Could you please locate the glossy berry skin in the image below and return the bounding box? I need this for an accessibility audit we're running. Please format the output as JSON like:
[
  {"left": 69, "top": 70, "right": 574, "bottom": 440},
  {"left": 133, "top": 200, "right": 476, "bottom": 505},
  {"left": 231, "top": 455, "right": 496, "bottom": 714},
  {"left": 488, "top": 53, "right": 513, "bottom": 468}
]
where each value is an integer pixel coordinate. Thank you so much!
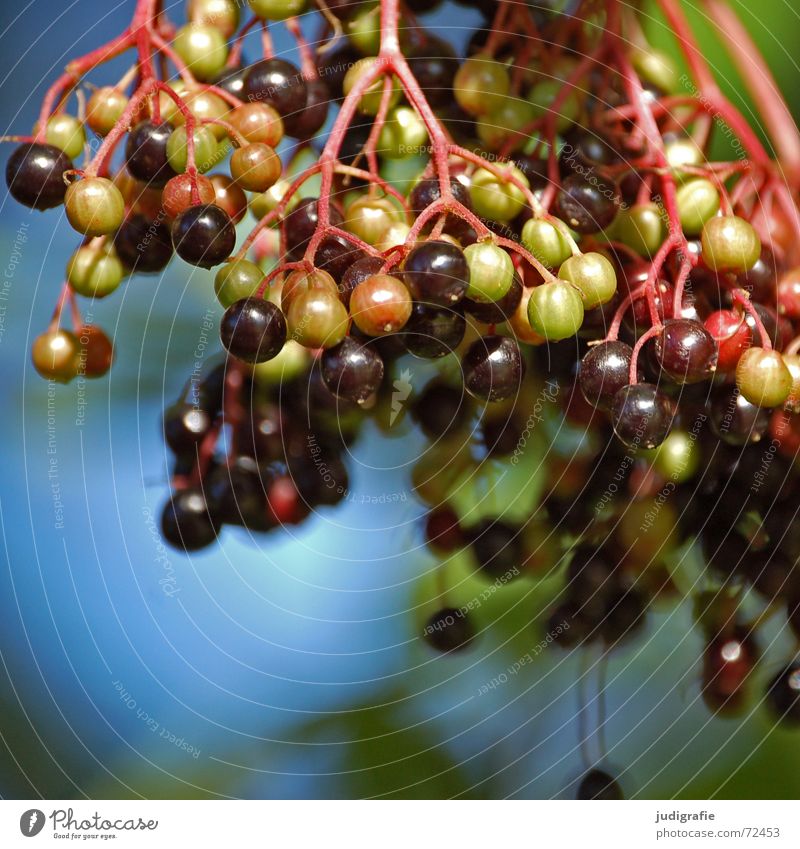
[
  {"left": 404, "top": 302, "right": 466, "bottom": 358},
  {"left": 736, "top": 348, "right": 792, "bottom": 408},
  {"left": 64, "top": 177, "right": 125, "bottom": 237},
  {"left": 766, "top": 662, "right": 800, "bottom": 723},
  {"left": 409, "top": 177, "right": 472, "bottom": 238},
  {"left": 284, "top": 197, "right": 344, "bottom": 259},
  {"left": 125, "top": 121, "right": 177, "bottom": 187},
  {"left": 703, "top": 628, "right": 757, "bottom": 714},
  {"left": 162, "top": 173, "right": 216, "bottom": 219},
  {"left": 210, "top": 174, "right": 248, "bottom": 224},
  {"left": 704, "top": 309, "right": 752, "bottom": 372},
  {"left": 464, "top": 272, "right": 523, "bottom": 324},
  {"left": 527, "top": 280, "right": 584, "bottom": 341},
  {"left": 161, "top": 489, "right": 218, "bottom": 551},
  {"left": 340, "top": 256, "right": 384, "bottom": 307},
  {"left": 555, "top": 174, "right": 620, "bottom": 234},
  {"left": 423, "top": 607, "right": 475, "bottom": 653},
  {"left": 172, "top": 204, "right": 236, "bottom": 268},
  {"left": 243, "top": 58, "right": 308, "bottom": 120},
  {"left": 227, "top": 102, "right": 284, "bottom": 147},
  {"left": 462, "top": 335, "right": 525, "bottom": 403},
  {"left": 577, "top": 769, "right": 624, "bottom": 800},
  {"left": 701, "top": 215, "right": 761, "bottom": 272},
  {"left": 321, "top": 336, "right": 385, "bottom": 404},
  {"left": 32, "top": 329, "right": 79, "bottom": 383},
  {"left": 404, "top": 240, "right": 469, "bottom": 306},
  {"left": 230, "top": 143, "right": 281, "bottom": 192},
  {"left": 350, "top": 274, "right": 412, "bottom": 336},
  {"left": 288, "top": 78, "right": 330, "bottom": 139},
  {"left": 407, "top": 38, "right": 457, "bottom": 107},
  {"left": 653, "top": 318, "right": 718, "bottom": 384},
  {"left": 579, "top": 341, "right": 633, "bottom": 411},
  {"left": 5, "top": 142, "right": 73, "bottom": 210},
  {"left": 287, "top": 287, "right": 349, "bottom": 349},
  {"left": 220, "top": 297, "right": 286, "bottom": 363},
  {"left": 559, "top": 251, "right": 617, "bottom": 309},
  {"left": 611, "top": 383, "right": 674, "bottom": 449},
  {"left": 163, "top": 403, "right": 212, "bottom": 454},
  {"left": 114, "top": 214, "right": 173, "bottom": 273}
]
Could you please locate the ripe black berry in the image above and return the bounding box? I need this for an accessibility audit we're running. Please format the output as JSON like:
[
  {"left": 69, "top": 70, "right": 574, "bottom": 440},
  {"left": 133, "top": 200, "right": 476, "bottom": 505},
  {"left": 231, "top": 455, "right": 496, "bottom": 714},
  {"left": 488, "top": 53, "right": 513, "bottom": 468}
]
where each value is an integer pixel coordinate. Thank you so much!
[
  {"left": 114, "top": 214, "right": 173, "bottom": 273},
  {"left": 243, "top": 58, "right": 308, "bottom": 121},
  {"left": 125, "top": 121, "right": 177, "bottom": 187},
  {"left": 404, "top": 302, "right": 466, "bottom": 359},
  {"left": 163, "top": 403, "right": 212, "bottom": 454},
  {"left": 462, "top": 335, "right": 525, "bottom": 402},
  {"left": 579, "top": 341, "right": 633, "bottom": 411},
  {"left": 555, "top": 174, "right": 620, "bottom": 234},
  {"left": 5, "top": 142, "right": 73, "bottom": 209},
  {"left": 172, "top": 203, "right": 236, "bottom": 267},
  {"left": 161, "top": 488, "right": 218, "bottom": 551},
  {"left": 404, "top": 240, "right": 469, "bottom": 306},
  {"left": 220, "top": 297, "right": 286, "bottom": 363},
  {"left": 611, "top": 383, "right": 674, "bottom": 449},
  {"left": 321, "top": 336, "right": 385, "bottom": 404}
]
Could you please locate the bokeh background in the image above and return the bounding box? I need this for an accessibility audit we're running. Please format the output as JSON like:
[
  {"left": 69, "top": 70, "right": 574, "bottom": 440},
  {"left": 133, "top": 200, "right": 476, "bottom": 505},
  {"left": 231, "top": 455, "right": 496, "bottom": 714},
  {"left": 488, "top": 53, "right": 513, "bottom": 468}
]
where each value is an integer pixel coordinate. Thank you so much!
[{"left": 1, "top": 0, "right": 800, "bottom": 799}]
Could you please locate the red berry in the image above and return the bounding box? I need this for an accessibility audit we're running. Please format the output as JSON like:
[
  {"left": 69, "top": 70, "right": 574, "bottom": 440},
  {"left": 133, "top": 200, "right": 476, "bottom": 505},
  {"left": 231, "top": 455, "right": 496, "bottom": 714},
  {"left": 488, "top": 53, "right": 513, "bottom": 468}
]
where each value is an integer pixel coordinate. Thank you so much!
[{"left": 704, "top": 309, "right": 752, "bottom": 372}]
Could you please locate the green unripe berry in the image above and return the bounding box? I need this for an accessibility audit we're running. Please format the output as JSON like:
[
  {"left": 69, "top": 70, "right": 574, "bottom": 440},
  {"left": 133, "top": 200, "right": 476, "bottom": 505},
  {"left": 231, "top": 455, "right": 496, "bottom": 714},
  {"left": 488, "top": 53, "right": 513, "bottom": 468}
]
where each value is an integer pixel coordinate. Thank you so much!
[
  {"left": 378, "top": 106, "right": 428, "bottom": 159},
  {"left": 188, "top": 0, "right": 241, "bottom": 37},
  {"left": 67, "top": 244, "right": 124, "bottom": 298},
  {"left": 527, "top": 280, "right": 584, "bottom": 341},
  {"left": 248, "top": 0, "right": 307, "bottom": 21},
  {"left": 86, "top": 87, "right": 129, "bottom": 137},
  {"left": 214, "top": 259, "right": 264, "bottom": 308},
  {"left": 251, "top": 340, "right": 310, "bottom": 384},
  {"left": 345, "top": 3, "right": 381, "bottom": 55},
  {"left": 648, "top": 430, "right": 701, "bottom": 482},
  {"left": 453, "top": 54, "right": 510, "bottom": 115},
  {"left": 32, "top": 329, "right": 80, "bottom": 383},
  {"left": 172, "top": 23, "right": 229, "bottom": 81},
  {"left": 615, "top": 203, "right": 666, "bottom": 258},
  {"left": 736, "top": 347, "right": 793, "bottom": 408},
  {"left": 631, "top": 47, "right": 679, "bottom": 94},
  {"left": 528, "top": 79, "right": 580, "bottom": 133},
  {"left": 43, "top": 113, "right": 85, "bottom": 160},
  {"left": 476, "top": 97, "right": 536, "bottom": 152},
  {"left": 343, "top": 58, "right": 400, "bottom": 116},
  {"left": 701, "top": 215, "right": 761, "bottom": 272},
  {"left": 665, "top": 137, "right": 704, "bottom": 180},
  {"left": 469, "top": 164, "right": 529, "bottom": 222},
  {"left": 558, "top": 251, "right": 617, "bottom": 309},
  {"left": 521, "top": 218, "right": 572, "bottom": 268},
  {"left": 463, "top": 242, "right": 514, "bottom": 303},
  {"left": 64, "top": 177, "right": 125, "bottom": 237},
  {"left": 166, "top": 125, "right": 219, "bottom": 173},
  {"left": 676, "top": 178, "right": 720, "bottom": 236},
  {"left": 250, "top": 179, "right": 297, "bottom": 222}
]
